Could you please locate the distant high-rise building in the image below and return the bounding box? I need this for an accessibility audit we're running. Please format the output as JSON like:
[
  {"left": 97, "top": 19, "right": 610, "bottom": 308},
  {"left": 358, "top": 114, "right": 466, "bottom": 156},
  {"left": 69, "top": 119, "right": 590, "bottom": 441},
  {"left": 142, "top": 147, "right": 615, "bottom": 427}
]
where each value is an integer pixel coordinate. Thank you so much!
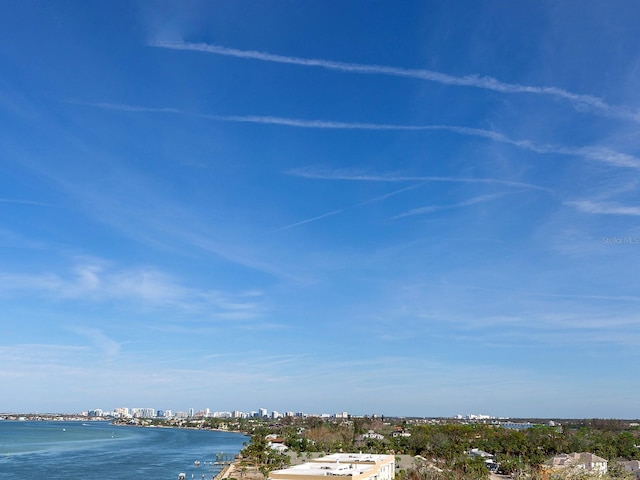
[
  {"left": 259, "top": 408, "right": 268, "bottom": 418},
  {"left": 188, "top": 408, "right": 195, "bottom": 418},
  {"left": 114, "top": 407, "right": 129, "bottom": 418}
]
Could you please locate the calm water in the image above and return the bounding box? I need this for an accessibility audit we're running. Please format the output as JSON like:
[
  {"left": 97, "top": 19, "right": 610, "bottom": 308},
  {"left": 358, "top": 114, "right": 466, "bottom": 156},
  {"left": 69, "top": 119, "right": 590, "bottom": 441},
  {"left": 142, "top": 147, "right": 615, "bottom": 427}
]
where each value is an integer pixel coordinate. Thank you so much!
[{"left": 0, "top": 421, "right": 248, "bottom": 480}]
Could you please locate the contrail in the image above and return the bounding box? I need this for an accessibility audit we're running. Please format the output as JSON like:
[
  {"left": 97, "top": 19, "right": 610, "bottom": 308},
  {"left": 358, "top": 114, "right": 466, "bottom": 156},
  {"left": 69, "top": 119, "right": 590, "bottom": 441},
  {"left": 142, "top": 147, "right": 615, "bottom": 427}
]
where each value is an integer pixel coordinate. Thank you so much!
[
  {"left": 287, "top": 168, "right": 551, "bottom": 192},
  {"left": 393, "top": 191, "right": 518, "bottom": 219},
  {"left": 203, "top": 114, "right": 640, "bottom": 170},
  {"left": 77, "top": 102, "right": 640, "bottom": 170},
  {"left": 567, "top": 200, "right": 640, "bottom": 216},
  {"left": 150, "top": 41, "right": 640, "bottom": 122}
]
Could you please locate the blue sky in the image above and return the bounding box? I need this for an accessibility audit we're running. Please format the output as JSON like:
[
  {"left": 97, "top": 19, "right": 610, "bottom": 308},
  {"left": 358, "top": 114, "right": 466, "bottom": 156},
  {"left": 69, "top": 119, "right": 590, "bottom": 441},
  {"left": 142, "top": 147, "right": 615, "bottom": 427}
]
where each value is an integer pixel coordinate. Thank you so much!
[{"left": 1, "top": 1, "right": 640, "bottom": 418}]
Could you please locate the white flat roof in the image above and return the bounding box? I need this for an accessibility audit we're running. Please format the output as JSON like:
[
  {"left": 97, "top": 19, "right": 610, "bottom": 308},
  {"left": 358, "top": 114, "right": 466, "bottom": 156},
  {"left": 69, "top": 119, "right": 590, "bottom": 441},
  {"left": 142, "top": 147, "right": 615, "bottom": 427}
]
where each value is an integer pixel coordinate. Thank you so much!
[
  {"left": 272, "top": 462, "right": 375, "bottom": 477},
  {"left": 315, "top": 454, "right": 394, "bottom": 463}
]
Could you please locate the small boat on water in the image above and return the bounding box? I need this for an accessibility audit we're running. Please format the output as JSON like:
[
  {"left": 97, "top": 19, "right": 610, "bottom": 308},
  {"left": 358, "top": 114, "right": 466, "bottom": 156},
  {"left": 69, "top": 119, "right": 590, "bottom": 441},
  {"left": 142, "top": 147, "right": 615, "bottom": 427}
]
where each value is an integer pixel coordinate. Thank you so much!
[
  {"left": 194, "top": 461, "right": 201, "bottom": 467},
  {"left": 178, "top": 473, "right": 186, "bottom": 480}
]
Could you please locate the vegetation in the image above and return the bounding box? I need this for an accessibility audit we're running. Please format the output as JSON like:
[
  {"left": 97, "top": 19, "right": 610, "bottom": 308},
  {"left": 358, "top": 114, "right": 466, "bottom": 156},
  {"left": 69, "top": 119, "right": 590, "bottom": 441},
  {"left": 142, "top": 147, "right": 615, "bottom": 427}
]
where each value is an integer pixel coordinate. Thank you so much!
[
  {"left": 240, "top": 428, "right": 291, "bottom": 479},
  {"left": 113, "top": 415, "right": 640, "bottom": 480}
]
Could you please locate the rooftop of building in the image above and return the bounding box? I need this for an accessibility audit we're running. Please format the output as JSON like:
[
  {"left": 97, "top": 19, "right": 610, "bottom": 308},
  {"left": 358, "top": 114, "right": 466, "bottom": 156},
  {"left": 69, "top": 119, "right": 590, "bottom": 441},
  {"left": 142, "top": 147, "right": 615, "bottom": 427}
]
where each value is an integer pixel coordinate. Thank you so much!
[
  {"left": 313, "top": 453, "right": 395, "bottom": 464},
  {"left": 271, "top": 462, "right": 375, "bottom": 477}
]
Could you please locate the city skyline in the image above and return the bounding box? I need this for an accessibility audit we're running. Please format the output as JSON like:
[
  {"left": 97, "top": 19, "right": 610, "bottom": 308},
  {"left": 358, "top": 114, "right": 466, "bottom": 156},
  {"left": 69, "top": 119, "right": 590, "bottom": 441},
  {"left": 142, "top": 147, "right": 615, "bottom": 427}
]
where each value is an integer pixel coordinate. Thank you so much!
[{"left": 1, "top": 1, "right": 640, "bottom": 418}]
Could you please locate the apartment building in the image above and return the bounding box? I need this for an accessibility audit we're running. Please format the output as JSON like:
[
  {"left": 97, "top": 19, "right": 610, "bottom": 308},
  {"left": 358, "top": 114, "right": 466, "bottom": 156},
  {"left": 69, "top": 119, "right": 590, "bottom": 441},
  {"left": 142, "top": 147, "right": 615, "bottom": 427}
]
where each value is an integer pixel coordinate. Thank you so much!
[{"left": 269, "top": 453, "right": 395, "bottom": 480}]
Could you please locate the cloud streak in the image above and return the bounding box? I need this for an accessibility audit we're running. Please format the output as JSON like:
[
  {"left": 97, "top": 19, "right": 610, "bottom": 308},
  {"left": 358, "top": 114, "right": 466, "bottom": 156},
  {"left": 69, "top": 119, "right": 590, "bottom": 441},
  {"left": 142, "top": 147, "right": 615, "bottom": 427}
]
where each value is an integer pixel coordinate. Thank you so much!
[
  {"left": 203, "top": 115, "right": 640, "bottom": 169},
  {"left": 65, "top": 101, "right": 181, "bottom": 114},
  {"left": 288, "top": 167, "right": 551, "bottom": 192},
  {"left": 150, "top": 40, "right": 640, "bottom": 122},
  {"left": 70, "top": 326, "right": 122, "bottom": 357},
  {"left": 77, "top": 102, "right": 640, "bottom": 170},
  {"left": 270, "top": 184, "right": 424, "bottom": 232},
  {"left": 393, "top": 191, "right": 517, "bottom": 218},
  {"left": 0, "top": 262, "right": 267, "bottom": 320},
  {"left": 270, "top": 208, "right": 345, "bottom": 233},
  {"left": 567, "top": 200, "right": 640, "bottom": 216}
]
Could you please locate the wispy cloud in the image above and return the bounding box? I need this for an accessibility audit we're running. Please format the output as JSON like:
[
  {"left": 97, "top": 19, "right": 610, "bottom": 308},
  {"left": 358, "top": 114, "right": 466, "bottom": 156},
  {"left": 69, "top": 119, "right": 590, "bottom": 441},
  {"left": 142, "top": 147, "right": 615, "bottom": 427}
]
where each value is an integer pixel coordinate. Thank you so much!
[
  {"left": 209, "top": 116, "right": 640, "bottom": 169},
  {"left": 0, "top": 262, "right": 266, "bottom": 320},
  {"left": 69, "top": 326, "right": 122, "bottom": 357},
  {"left": 270, "top": 208, "right": 345, "bottom": 233},
  {"left": 393, "top": 191, "right": 517, "bottom": 218},
  {"left": 77, "top": 101, "right": 640, "bottom": 170},
  {"left": 288, "top": 167, "right": 551, "bottom": 192},
  {"left": 65, "top": 101, "right": 181, "bottom": 114},
  {"left": 271, "top": 184, "right": 426, "bottom": 232},
  {"left": 16, "top": 138, "right": 300, "bottom": 281},
  {"left": 149, "top": 40, "right": 640, "bottom": 122},
  {"left": 567, "top": 200, "right": 640, "bottom": 216},
  {"left": 270, "top": 180, "right": 534, "bottom": 232}
]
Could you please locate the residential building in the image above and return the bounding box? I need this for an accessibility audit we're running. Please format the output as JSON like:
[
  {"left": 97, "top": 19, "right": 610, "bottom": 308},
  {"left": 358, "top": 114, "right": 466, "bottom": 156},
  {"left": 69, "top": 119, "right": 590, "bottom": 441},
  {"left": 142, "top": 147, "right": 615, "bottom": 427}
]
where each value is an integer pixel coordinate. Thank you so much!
[
  {"left": 269, "top": 453, "right": 395, "bottom": 480},
  {"left": 622, "top": 460, "right": 640, "bottom": 480},
  {"left": 309, "top": 453, "right": 395, "bottom": 480},
  {"left": 468, "top": 448, "right": 498, "bottom": 472},
  {"left": 357, "top": 430, "right": 385, "bottom": 441},
  {"left": 544, "top": 452, "right": 608, "bottom": 477},
  {"left": 114, "top": 407, "right": 129, "bottom": 417}
]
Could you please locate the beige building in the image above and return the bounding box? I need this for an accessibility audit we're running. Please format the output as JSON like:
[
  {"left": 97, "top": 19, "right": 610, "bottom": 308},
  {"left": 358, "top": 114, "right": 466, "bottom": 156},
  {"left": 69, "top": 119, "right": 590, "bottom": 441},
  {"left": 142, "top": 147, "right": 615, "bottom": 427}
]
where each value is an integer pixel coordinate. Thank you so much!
[
  {"left": 269, "top": 453, "right": 395, "bottom": 480},
  {"left": 544, "top": 452, "right": 608, "bottom": 477}
]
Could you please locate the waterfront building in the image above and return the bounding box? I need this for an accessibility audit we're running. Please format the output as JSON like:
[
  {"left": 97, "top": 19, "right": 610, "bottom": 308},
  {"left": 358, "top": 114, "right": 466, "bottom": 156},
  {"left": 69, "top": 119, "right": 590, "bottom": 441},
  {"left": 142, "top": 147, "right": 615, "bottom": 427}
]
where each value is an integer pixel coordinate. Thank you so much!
[
  {"left": 142, "top": 408, "right": 156, "bottom": 418},
  {"left": 130, "top": 408, "right": 155, "bottom": 418},
  {"left": 269, "top": 453, "right": 395, "bottom": 480},
  {"left": 114, "top": 407, "right": 129, "bottom": 417}
]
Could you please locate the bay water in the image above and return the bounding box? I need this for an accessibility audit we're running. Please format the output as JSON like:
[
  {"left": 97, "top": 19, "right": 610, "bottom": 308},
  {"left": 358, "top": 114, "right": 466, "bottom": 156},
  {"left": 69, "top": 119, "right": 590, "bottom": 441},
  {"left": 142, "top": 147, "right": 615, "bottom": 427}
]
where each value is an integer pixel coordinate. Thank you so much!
[{"left": 0, "top": 420, "right": 248, "bottom": 480}]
